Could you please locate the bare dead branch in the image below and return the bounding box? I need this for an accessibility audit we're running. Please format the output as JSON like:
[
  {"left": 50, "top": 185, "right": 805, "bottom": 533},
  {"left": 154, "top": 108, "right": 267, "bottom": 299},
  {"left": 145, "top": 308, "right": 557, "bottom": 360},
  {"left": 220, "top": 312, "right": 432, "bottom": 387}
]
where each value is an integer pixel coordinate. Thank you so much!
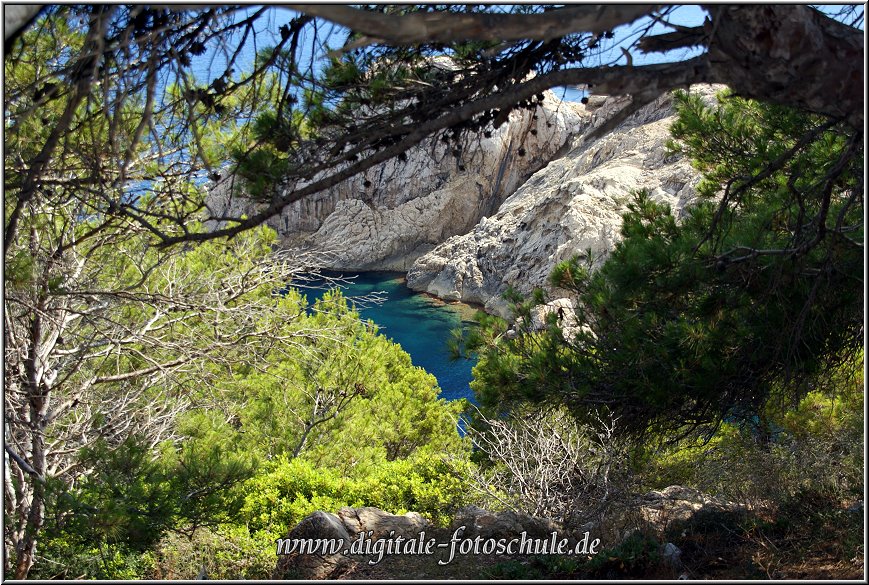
[{"left": 4, "top": 446, "right": 44, "bottom": 482}]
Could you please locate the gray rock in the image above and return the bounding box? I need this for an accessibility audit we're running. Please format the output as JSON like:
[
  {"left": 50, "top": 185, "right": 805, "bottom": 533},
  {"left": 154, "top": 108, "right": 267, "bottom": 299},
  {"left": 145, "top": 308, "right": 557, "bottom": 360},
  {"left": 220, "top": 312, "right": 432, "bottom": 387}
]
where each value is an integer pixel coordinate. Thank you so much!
[
  {"left": 584, "top": 94, "right": 610, "bottom": 110},
  {"left": 451, "top": 506, "right": 564, "bottom": 540},
  {"left": 661, "top": 542, "right": 683, "bottom": 568},
  {"left": 273, "top": 510, "right": 353, "bottom": 579},
  {"left": 408, "top": 85, "right": 725, "bottom": 317},
  {"left": 274, "top": 507, "right": 431, "bottom": 579},
  {"left": 337, "top": 506, "right": 430, "bottom": 539},
  {"left": 638, "top": 484, "right": 745, "bottom": 529}
]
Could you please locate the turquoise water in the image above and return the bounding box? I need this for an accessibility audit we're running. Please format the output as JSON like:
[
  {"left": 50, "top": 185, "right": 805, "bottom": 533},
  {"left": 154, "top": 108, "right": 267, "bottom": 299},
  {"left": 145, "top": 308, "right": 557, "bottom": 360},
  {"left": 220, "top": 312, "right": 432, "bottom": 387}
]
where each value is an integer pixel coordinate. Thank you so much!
[{"left": 301, "top": 271, "right": 478, "bottom": 403}]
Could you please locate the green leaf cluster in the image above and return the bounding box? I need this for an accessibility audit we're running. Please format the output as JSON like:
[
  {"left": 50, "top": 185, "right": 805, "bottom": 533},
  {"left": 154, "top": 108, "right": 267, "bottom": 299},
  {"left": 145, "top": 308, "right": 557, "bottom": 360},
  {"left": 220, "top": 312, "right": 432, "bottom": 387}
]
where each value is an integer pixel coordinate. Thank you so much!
[
  {"left": 471, "top": 90, "right": 863, "bottom": 438},
  {"left": 240, "top": 450, "right": 472, "bottom": 539}
]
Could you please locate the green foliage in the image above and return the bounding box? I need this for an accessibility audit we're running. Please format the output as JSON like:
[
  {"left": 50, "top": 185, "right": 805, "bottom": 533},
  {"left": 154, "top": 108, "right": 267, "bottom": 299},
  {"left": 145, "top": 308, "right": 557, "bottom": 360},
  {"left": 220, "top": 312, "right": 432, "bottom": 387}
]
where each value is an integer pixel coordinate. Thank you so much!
[
  {"left": 18, "top": 215, "right": 473, "bottom": 579},
  {"left": 28, "top": 537, "right": 157, "bottom": 580},
  {"left": 450, "top": 40, "right": 503, "bottom": 64},
  {"left": 188, "top": 289, "right": 469, "bottom": 469},
  {"left": 229, "top": 106, "right": 314, "bottom": 200},
  {"left": 766, "top": 488, "right": 864, "bottom": 560},
  {"left": 645, "top": 355, "right": 864, "bottom": 505},
  {"left": 486, "top": 532, "right": 664, "bottom": 580},
  {"left": 33, "top": 433, "right": 251, "bottom": 579},
  {"left": 354, "top": 450, "right": 474, "bottom": 526},
  {"left": 4, "top": 12, "right": 86, "bottom": 174},
  {"left": 239, "top": 450, "right": 472, "bottom": 539},
  {"left": 31, "top": 282, "right": 474, "bottom": 579},
  {"left": 322, "top": 57, "right": 363, "bottom": 88},
  {"left": 151, "top": 524, "right": 276, "bottom": 580},
  {"left": 230, "top": 142, "right": 291, "bottom": 199},
  {"left": 128, "top": 288, "right": 471, "bottom": 578},
  {"left": 484, "top": 555, "right": 583, "bottom": 579},
  {"left": 472, "top": 90, "right": 863, "bottom": 436},
  {"left": 238, "top": 458, "right": 355, "bottom": 539},
  {"left": 581, "top": 531, "right": 661, "bottom": 578},
  {"left": 659, "top": 487, "right": 863, "bottom": 578}
]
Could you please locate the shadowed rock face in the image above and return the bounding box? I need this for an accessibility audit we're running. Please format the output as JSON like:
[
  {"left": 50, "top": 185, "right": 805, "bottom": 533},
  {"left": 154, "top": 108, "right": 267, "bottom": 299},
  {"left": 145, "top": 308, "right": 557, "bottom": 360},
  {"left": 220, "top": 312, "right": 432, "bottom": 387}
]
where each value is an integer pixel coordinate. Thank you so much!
[
  {"left": 273, "top": 505, "right": 580, "bottom": 580},
  {"left": 207, "top": 88, "right": 586, "bottom": 271},
  {"left": 273, "top": 510, "right": 354, "bottom": 579},
  {"left": 407, "top": 85, "right": 723, "bottom": 317}
]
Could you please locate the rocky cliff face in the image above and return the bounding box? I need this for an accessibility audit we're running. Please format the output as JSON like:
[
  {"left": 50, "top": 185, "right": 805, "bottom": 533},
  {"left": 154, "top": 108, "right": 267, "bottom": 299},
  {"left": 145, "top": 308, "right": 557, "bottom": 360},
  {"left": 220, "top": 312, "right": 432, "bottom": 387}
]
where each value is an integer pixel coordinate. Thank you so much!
[
  {"left": 209, "top": 85, "right": 721, "bottom": 313},
  {"left": 206, "top": 90, "right": 586, "bottom": 271},
  {"left": 406, "top": 86, "right": 721, "bottom": 317}
]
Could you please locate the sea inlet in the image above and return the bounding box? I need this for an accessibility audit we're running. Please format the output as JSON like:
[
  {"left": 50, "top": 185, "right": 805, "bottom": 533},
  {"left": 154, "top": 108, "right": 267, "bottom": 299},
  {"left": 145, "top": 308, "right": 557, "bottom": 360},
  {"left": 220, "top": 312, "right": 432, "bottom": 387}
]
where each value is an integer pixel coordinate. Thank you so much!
[{"left": 301, "top": 271, "right": 479, "bottom": 403}]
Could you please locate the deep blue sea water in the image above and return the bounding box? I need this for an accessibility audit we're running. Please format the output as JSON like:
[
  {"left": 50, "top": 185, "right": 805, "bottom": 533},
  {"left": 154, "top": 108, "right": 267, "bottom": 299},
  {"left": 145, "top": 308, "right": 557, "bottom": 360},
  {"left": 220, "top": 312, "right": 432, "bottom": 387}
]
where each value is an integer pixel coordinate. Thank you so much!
[{"left": 300, "top": 271, "right": 478, "bottom": 403}]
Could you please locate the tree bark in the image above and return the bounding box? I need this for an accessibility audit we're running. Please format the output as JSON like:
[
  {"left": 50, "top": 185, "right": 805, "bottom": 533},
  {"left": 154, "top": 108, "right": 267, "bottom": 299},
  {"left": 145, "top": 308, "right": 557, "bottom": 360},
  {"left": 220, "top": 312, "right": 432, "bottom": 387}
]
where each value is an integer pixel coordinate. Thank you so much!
[
  {"left": 3, "top": 5, "right": 43, "bottom": 52},
  {"left": 283, "top": 4, "right": 658, "bottom": 43},
  {"left": 12, "top": 284, "right": 50, "bottom": 579},
  {"left": 705, "top": 5, "right": 864, "bottom": 127}
]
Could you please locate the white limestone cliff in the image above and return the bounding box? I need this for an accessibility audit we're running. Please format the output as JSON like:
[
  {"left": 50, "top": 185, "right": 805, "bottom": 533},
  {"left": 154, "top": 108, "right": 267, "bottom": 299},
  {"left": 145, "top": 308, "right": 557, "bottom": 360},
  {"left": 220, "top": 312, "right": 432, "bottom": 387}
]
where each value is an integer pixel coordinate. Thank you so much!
[
  {"left": 406, "top": 86, "right": 722, "bottom": 317},
  {"left": 206, "top": 90, "right": 587, "bottom": 270}
]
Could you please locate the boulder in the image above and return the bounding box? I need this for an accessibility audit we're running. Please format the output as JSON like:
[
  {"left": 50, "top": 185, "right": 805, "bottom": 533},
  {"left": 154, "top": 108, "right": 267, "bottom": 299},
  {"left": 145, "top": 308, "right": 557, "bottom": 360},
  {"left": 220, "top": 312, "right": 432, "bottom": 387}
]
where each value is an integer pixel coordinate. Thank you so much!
[
  {"left": 661, "top": 542, "right": 683, "bottom": 569},
  {"left": 274, "top": 507, "right": 431, "bottom": 579},
  {"left": 273, "top": 510, "right": 353, "bottom": 580},
  {"left": 638, "top": 485, "right": 745, "bottom": 529},
  {"left": 450, "top": 506, "right": 564, "bottom": 541},
  {"left": 336, "top": 506, "right": 430, "bottom": 540},
  {"left": 584, "top": 94, "right": 610, "bottom": 110}
]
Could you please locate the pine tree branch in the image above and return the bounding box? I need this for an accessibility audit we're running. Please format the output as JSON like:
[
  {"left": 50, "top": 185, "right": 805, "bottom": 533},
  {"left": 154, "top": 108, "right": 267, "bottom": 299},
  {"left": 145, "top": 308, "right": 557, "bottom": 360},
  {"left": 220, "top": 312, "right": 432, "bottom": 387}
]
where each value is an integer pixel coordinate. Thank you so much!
[{"left": 284, "top": 5, "right": 660, "bottom": 44}]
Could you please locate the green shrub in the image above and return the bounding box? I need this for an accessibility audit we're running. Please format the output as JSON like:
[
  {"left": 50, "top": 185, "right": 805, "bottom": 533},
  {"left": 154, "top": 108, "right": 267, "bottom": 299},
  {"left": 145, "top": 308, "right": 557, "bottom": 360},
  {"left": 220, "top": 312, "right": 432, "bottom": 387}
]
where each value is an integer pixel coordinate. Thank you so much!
[
  {"left": 644, "top": 355, "right": 863, "bottom": 507},
  {"left": 28, "top": 537, "right": 156, "bottom": 580},
  {"left": 239, "top": 451, "right": 474, "bottom": 539},
  {"left": 581, "top": 531, "right": 662, "bottom": 578},
  {"left": 150, "top": 524, "right": 275, "bottom": 579},
  {"left": 484, "top": 555, "right": 583, "bottom": 579}
]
